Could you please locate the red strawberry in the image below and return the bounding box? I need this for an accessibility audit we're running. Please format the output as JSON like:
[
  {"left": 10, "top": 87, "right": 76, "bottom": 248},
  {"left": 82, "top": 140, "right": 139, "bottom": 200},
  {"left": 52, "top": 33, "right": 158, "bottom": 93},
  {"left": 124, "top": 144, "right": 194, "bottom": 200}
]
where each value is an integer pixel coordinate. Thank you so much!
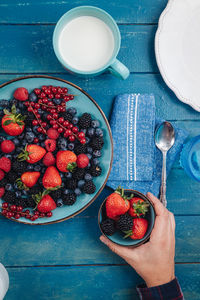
[
  {"left": 47, "top": 128, "right": 60, "bottom": 140},
  {"left": 2, "top": 105, "right": 25, "bottom": 136},
  {"left": 0, "top": 187, "right": 5, "bottom": 198},
  {"left": 18, "top": 144, "right": 46, "bottom": 164},
  {"left": 128, "top": 197, "right": 149, "bottom": 217},
  {"left": 0, "top": 157, "right": 11, "bottom": 172},
  {"left": 56, "top": 150, "right": 77, "bottom": 172},
  {"left": 125, "top": 218, "right": 148, "bottom": 240},
  {"left": 37, "top": 194, "right": 56, "bottom": 213},
  {"left": 106, "top": 187, "right": 131, "bottom": 220},
  {"left": 21, "top": 172, "right": 40, "bottom": 188},
  {"left": 76, "top": 154, "right": 89, "bottom": 168},
  {"left": 43, "top": 152, "right": 56, "bottom": 167},
  {"left": 0, "top": 140, "right": 15, "bottom": 153},
  {"left": 44, "top": 139, "right": 56, "bottom": 152},
  {"left": 13, "top": 87, "right": 28, "bottom": 101},
  {"left": 42, "top": 166, "right": 62, "bottom": 189},
  {"left": 0, "top": 169, "right": 5, "bottom": 180}
]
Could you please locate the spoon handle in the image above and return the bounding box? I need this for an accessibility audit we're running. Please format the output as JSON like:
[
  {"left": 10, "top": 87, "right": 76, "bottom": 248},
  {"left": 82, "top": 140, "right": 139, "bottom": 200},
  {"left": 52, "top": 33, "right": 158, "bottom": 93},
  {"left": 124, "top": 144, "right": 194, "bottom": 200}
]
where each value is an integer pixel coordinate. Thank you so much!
[{"left": 160, "top": 151, "right": 167, "bottom": 207}]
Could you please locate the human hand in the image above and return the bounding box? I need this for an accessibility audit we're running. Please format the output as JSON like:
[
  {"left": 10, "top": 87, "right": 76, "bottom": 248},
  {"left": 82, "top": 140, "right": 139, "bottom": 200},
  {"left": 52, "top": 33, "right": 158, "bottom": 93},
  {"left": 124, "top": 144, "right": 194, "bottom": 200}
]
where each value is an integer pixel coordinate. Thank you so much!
[{"left": 100, "top": 192, "right": 175, "bottom": 288}]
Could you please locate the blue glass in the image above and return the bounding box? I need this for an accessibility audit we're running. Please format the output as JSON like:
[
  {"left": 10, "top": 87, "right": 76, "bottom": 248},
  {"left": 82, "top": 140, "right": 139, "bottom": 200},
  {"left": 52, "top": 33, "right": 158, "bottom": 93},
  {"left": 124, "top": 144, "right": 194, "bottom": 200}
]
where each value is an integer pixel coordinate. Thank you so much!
[{"left": 180, "top": 135, "right": 200, "bottom": 181}]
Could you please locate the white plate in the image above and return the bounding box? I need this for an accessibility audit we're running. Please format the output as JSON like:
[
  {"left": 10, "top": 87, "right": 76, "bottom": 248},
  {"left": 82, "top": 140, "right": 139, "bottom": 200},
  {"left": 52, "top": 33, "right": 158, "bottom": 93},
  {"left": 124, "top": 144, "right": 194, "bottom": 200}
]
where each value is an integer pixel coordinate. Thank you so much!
[{"left": 155, "top": 0, "right": 200, "bottom": 112}]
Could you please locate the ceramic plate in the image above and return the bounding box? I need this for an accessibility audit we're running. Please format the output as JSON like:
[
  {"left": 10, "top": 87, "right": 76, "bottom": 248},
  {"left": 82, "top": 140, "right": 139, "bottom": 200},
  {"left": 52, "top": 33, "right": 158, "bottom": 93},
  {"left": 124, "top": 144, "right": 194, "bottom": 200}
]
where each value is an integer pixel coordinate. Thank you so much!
[
  {"left": 0, "top": 75, "right": 113, "bottom": 225},
  {"left": 155, "top": 0, "right": 200, "bottom": 111}
]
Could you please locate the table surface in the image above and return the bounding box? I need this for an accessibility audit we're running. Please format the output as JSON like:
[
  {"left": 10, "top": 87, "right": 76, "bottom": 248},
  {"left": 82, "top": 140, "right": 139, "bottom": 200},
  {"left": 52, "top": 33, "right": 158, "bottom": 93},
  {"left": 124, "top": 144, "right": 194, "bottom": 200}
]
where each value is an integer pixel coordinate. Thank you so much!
[{"left": 0, "top": 1, "right": 200, "bottom": 299}]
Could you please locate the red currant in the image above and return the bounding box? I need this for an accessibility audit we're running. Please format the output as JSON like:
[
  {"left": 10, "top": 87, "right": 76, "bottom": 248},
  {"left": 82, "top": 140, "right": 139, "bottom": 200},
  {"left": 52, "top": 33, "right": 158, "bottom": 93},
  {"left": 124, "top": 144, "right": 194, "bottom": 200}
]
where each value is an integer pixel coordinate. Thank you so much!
[
  {"left": 53, "top": 113, "right": 58, "bottom": 119},
  {"left": 32, "top": 120, "right": 38, "bottom": 126},
  {"left": 58, "top": 128, "right": 63, "bottom": 133},
  {"left": 53, "top": 124, "right": 59, "bottom": 129},
  {"left": 2, "top": 209, "right": 7, "bottom": 216},
  {"left": 68, "top": 124, "right": 73, "bottom": 129},
  {"left": 24, "top": 101, "right": 30, "bottom": 107},
  {"left": 48, "top": 101, "right": 54, "bottom": 107},
  {"left": 62, "top": 88, "right": 68, "bottom": 94},
  {"left": 38, "top": 99, "right": 43, "bottom": 104},
  {"left": 45, "top": 89, "right": 51, "bottom": 95},
  {"left": 55, "top": 93, "right": 61, "bottom": 99},
  {"left": 69, "top": 95, "right": 74, "bottom": 100},
  {"left": 39, "top": 213, "right": 45, "bottom": 218},
  {"left": 80, "top": 138, "right": 86, "bottom": 144},
  {"left": 42, "top": 122, "right": 47, "bottom": 127},
  {"left": 30, "top": 101, "right": 35, "bottom": 107},
  {"left": 43, "top": 98, "right": 48, "bottom": 104},
  {"left": 27, "top": 107, "right": 33, "bottom": 112},
  {"left": 40, "top": 92, "right": 46, "bottom": 98},
  {"left": 25, "top": 214, "right": 31, "bottom": 219},
  {"left": 14, "top": 214, "right": 21, "bottom": 219},
  {"left": 48, "top": 93, "right": 54, "bottom": 99},
  {"left": 34, "top": 211, "right": 39, "bottom": 216},
  {"left": 64, "top": 129, "right": 72, "bottom": 137},
  {"left": 34, "top": 109, "right": 38, "bottom": 113},
  {"left": 64, "top": 96, "right": 70, "bottom": 102},
  {"left": 34, "top": 88, "right": 41, "bottom": 95},
  {"left": 10, "top": 205, "right": 17, "bottom": 212},
  {"left": 2, "top": 202, "right": 8, "bottom": 208},
  {"left": 37, "top": 127, "right": 43, "bottom": 133},
  {"left": 61, "top": 102, "right": 66, "bottom": 106},
  {"left": 50, "top": 109, "right": 56, "bottom": 114},
  {"left": 34, "top": 138, "right": 39, "bottom": 143},
  {"left": 31, "top": 216, "right": 36, "bottom": 221},
  {"left": 42, "top": 85, "right": 47, "bottom": 91},
  {"left": 69, "top": 135, "right": 75, "bottom": 142},
  {"left": 63, "top": 120, "right": 69, "bottom": 127},
  {"left": 72, "top": 126, "right": 78, "bottom": 133},
  {"left": 58, "top": 117, "right": 64, "bottom": 123},
  {"left": 17, "top": 206, "right": 23, "bottom": 212},
  {"left": 52, "top": 87, "right": 57, "bottom": 94},
  {"left": 36, "top": 114, "right": 41, "bottom": 119},
  {"left": 46, "top": 212, "right": 53, "bottom": 217},
  {"left": 78, "top": 132, "right": 85, "bottom": 139},
  {"left": 47, "top": 114, "right": 52, "bottom": 120},
  {"left": 6, "top": 212, "right": 13, "bottom": 218}
]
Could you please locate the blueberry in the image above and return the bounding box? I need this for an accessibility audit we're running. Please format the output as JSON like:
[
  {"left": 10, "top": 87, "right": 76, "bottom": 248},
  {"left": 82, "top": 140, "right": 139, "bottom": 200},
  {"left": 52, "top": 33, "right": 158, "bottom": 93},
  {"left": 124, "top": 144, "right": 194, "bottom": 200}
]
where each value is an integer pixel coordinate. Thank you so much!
[
  {"left": 87, "top": 147, "right": 93, "bottom": 154},
  {"left": 25, "top": 132, "right": 35, "bottom": 143},
  {"left": 0, "top": 110, "right": 4, "bottom": 117},
  {"left": 86, "top": 153, "right": 92, "bottom": 160},
  {"left": 18, "top": 132, "right": 25, "bottom": 140},
  {"left": 85, "top": 173, "right": 92, "bottom": 181},
  {"left": 91, "top": 120, "right": 100, "bottom": 128},
  {"left": 74, "top": 188, "right": 81, "bottom": 196},
  {"left": 0, "top": 100, "right": 9, "bottom": 107},
  {"left": 58, "top": 138, "right": 67, "bottom": 150},
  {"left": 29, "top": 92, "right": 38, "bottom": 102},
  {"left": 16, "top": 147, "right": 22, "bottom": 153},
  {"left": 87, "top": 128, "right": 95, "bottom": 137},
  {"left": 60, "top": 173, "right": 64, "bottom": 179},
  {"left": 95, "top": 128, "right": 103, "bottom": 137},
  {"left": 34, "top": 165, "right": 41, "bottom": 172},
  {"left": 85, "top": 137, "right": 90, "bottom": 144},
  {"left": 78, "top": 180, "right": 85, "bottom": 188},
  {"left": 53, "top": 98, "right": 61, "bottom": 105},
  {"left": 0, "top": 136, "right": 5, "bottom": 143},
  {"left": 12, "top": 138, "right": 20, "bottom": 146},
  {"left": 67, "top": 107, "right": 77, "bottom": 116},
  {"left": 68, "top": 143, "right": 74, "bottom": 151},
  {"left": 18, "top": 101, "right": 25, "bottom": 110},
  {"left": 41, "top": 167, "right": 46, "bottom": 174},
  {"left": 93, "top": 150, "right": 101, "bottom": 158},
  {"left": 16, "top": 108, "right": 21, "bottom": 114},
  {"left": 86, "top": 163, "right": 91, "bottom": 170},
  {"left": 43, "top": 112, "right": 49, "bottom": 120},
  {"left": 38, "top": 108, "right": 43, "bottom": 115},
  {"left": 22, "top": 190, "right": 28, "bottom": 196},
  {"left": 93, "top": 158, "right": 99, "bottom": 165},
  {"left": 72, "top": 117, "right": 79, "bottom": 125},
  {"left": 65, "top": 172, "right": 72, "bottom": 179},
  {"left": 27, "top": 164, "right": 34, "bottom": 171},
  {"left": 56, "top": 198, "right": 63, "bottom": 207},
  {"left": 26, "top": 127, "right": 32, "bottom": 132},
  {"left": 63, "top": 189, "right": 70, "bottom": 195},
  {"left": 13, "top": 154, "right": 19, "bottom": 159},
  {"left": 40, "top": 142, "right": 45, "bottom": 148},
  {"left": 15, "top": 191, "right": 22, "bottom": 198},
  {"left": 33, "top": 126, "right": 39, "bottom": 134},
  {"left": 5, "top": 183, "right": 13, "bottom": 191},
  {"left": 38, "top": 134, "right": 45, "bottom": 142},
  {"left": 5, "top": 154, "right": 12, "bottom": 159}
]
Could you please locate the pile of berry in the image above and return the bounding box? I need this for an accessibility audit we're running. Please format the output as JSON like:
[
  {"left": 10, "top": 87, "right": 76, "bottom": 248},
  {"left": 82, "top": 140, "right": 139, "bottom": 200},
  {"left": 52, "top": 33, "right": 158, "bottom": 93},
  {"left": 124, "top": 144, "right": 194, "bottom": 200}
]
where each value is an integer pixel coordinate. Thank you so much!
[
  {"left": 0, "top": 85, "right": 104, "bottom": 222},
  {"left": 101, "top": 187, "right": 149, "bottom": 240}
]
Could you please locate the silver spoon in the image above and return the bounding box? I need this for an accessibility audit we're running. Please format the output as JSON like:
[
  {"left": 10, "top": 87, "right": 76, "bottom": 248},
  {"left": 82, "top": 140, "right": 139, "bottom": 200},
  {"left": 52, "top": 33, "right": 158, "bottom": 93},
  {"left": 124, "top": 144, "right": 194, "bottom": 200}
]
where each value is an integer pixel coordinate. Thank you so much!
[{"left": 155, "top": 121, "right": 175, "bottom": 207}]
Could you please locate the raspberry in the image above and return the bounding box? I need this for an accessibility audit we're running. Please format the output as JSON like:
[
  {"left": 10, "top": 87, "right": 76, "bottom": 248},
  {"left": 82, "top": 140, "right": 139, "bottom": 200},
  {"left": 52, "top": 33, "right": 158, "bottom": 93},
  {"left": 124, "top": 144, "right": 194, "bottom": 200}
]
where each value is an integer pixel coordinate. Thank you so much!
[
  {"left": 44, "top": 139, "right": 56, "bottom": 152},
  {"left": 13, "top": 87, "right": 29, "bottom": 101},
  {"left": 116, "top": 213, "right": 133, "bottom": 232},
  {"left": 0, "top": 140, "right": 15, "bottom": 153},
  {"left": 43, "top": 152, "right": 56, "bottom": 166},
  {"left": 0, "top": 187, "right": 5, "bottom": 198},
  {"left": 90, "top": 165, "right": 102, "bottom": 177},
  {"left": 47, "top": 128, "right": 60, "bottom": 140},
  {"left": 0, "top": 157, "right": 11, "bottom": 172},
  {"left": 0, "top": 169, "right": 5, "bottom": 181},
  {"left": 100, "top": 218, "right": 116, "bottom": 236},
  {"left": 82, "top": 180, "right": 96, "bottom": 194},
  {"left": 63, "top": 193, "right": 76, "bottom": 205},
  {"left": 76, "top": 154, "right": 89, "bottom": 168}
]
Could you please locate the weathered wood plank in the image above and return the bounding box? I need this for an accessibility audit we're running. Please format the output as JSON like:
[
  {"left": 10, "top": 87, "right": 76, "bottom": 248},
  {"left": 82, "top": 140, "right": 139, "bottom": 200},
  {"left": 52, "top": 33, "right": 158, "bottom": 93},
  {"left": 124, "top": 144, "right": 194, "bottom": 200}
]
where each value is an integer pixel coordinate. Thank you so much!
[
  {"left": 0, "top": 74, "right": 200, "bottom": 121},
  {"left": 4, "top": 264, "right": 200, "bottom": 300},
  {"left": 0, "top": 216, "right": 199, "bottom": 266},
  {"left": 0, "top": 25, "right": 158, "bottom": 73},
  {"left": 0, "top": 0, "right": 168, "bottom": 24}
]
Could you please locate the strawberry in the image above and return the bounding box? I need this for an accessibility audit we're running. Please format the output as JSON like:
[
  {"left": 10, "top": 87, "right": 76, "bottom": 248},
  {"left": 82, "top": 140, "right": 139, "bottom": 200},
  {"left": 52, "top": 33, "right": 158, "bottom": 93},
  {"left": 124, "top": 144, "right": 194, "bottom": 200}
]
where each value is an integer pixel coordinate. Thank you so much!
[
  {"left": 13, "top": 87, "right": 28, "bottom": 101},
  {"left": 0, "top": 187, "right": 5, "bottom": 198},
  {"left": 47, "top": 128, "right": 60, "bottom": 140},
  {"left": 42, "top": 166, "right": 62, "bottom": 189},
  {"left": 20, "top": 171, "right": 40, "bottom": 188},
  {"left": 56, "top": 150, "right": 77, "bottom": 172},
  {"left": 0, "top": 169, "right": 5, "bottom": 180},
  {"left": 37, "top": 194, "right": 56, "bottom": 213},
  {"left": 0, "top": 140, "right": 15, "bottom": 153},
  {"left": 18, "top": 144, "right": 46, "bottom": 164},
  {"left": 128, "top": 197, "right": 149, "bottom": 217},
  {"left": 44, "top": 139, "right": 56, "bottom": 152},
  {"left": 2, "top": 104, "right": 25, "bottom": 136},
  {"left": 0, "top": 157, "right": 11, "bottom": 172},
  {"left": 124, "top": 218, "right": 148, "bottom": 240},
  {"left": 106, "top": 187, "right": 131, "bottom": 220},
  {"left": 76, "top": 154, "right": 89, "bottom": 168},
  {"left": 43, "top": 152, "right": 55, "bottom": 167}
]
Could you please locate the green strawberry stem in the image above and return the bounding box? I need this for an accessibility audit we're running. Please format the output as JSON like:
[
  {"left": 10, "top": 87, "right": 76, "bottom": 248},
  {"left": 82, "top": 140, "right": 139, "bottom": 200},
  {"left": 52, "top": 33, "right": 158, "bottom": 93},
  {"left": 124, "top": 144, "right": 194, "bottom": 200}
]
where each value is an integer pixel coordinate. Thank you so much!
[
  {"left": 115, "top": 186, "right": 134, "bottom": 201},
  {"left": 3, "top": 104, "right": 26, "bottom": 128},
  {"left": 67, "top": 162, "right": 77, "bottom": 172},
  {"left": 18, "top": 144, "right": 33, "bottom": 161},
  {"left": 32, "top": 186, "right": 61, "bottom": 209},
  {"left": 123, "top": 230, "right": 133, "bottom": 239},
  {"left": 133, "top": 201, "right": 149, "bottom": 217},
  {"left": 16, "top": 178, "right": 29, "bottom": 191}
]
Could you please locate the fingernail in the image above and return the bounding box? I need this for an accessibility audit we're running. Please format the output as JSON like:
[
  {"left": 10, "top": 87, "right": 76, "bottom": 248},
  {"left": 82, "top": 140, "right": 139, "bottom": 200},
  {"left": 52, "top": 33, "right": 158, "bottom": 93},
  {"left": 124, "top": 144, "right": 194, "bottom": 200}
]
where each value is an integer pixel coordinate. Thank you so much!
[{"left": 100, "top": 235, "right": 108, "bottom": 245}]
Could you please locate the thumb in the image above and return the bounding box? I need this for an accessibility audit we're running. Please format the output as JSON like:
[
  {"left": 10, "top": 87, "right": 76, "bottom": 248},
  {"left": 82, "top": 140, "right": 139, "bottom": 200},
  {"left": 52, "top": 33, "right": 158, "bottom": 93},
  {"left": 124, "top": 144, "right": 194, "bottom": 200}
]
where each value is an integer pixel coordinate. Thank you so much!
[{"left": 100, "top": 235, "right": 133, "bottom": 259}]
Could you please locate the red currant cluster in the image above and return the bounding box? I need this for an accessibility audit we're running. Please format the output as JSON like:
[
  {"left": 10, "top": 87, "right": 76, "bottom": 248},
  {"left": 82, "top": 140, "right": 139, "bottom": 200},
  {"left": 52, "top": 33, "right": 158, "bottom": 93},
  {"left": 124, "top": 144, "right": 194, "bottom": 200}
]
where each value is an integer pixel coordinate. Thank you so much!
[
  {"left": 23, "top": 85, "right": 86, "bottom": 144},
  {"left": 1, "top": 202, "right": 52, "bottom": 222}
]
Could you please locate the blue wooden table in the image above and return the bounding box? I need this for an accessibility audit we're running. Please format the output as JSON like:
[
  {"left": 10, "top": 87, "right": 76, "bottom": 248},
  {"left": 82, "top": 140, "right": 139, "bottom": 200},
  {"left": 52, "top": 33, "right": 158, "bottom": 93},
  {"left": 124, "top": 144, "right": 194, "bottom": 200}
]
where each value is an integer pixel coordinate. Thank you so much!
[{"left": 0, "top": 1, "right": 200, "bottom": 299}]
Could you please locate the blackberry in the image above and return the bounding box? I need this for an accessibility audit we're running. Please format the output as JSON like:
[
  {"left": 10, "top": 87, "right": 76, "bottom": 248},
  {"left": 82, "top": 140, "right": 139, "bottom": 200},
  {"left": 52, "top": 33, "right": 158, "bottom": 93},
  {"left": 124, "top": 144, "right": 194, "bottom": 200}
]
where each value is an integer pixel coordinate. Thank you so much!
[
  {"left": 82, "top": 180, "right": 96, "bottom": 194},
  {"left": 116, "top": 213, "right": 133, "bottom": 232},
  {"left": 90, "top": 165, "right": 102, "bottom": 177},
  {"left": 27, "top": 185, "right": 41, "bottom": 195},
  {"left": 101, "top": 218, "right": 116, "bottom": 236},
  {"left": 50, "top": 188, "right": 62, "bottom": 200},
  {"left": 2, "top": 191, "right": 16, "bottom": 204},
  {"left": 79, "top": 113, "right": 92, "bottom": 129},
  {"left": 63, "top": 192, "right": 76, "bottom": 205},
  {"left": 6, "top": 172, "right": 19, "bottom": 183},
  {"left": 0, "top": 178, "right": 8, "bottom": 188},
  {"left": 72, "top": 168, "right": 85, "bottom": 180},
  {"left": 60, "top": 112, "right": 73, "bottom": 122},
  {"left": 90, "top": 136, "right": 104, "bottom": 150},
  {"left": 65, "top": 179, "right": 77, "bottom": 190},
  {"left": 12, "top": 161, "right": 27, "bottom": 174},
  {"left": 74, "top": 144, "right": 86, "bottom": 155},
  {"left": 16, "top": 198, "right": 35, "bottom": 208}
]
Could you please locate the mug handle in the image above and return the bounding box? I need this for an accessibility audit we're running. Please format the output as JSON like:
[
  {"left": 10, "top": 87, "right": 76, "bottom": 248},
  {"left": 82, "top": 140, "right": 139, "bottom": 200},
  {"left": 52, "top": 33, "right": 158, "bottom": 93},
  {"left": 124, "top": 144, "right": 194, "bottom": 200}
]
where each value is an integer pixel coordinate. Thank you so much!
[{"left": 108, "top": 59, "right": 130, "bottom": 80}]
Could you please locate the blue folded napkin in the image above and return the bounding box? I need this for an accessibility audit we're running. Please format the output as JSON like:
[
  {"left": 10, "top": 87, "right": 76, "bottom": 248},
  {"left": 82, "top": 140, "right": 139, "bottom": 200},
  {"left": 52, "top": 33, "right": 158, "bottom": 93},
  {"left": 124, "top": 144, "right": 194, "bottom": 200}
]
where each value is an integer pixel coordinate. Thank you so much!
[{"left": 107, "top": 94, "right": 188, "bottom": 197}]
